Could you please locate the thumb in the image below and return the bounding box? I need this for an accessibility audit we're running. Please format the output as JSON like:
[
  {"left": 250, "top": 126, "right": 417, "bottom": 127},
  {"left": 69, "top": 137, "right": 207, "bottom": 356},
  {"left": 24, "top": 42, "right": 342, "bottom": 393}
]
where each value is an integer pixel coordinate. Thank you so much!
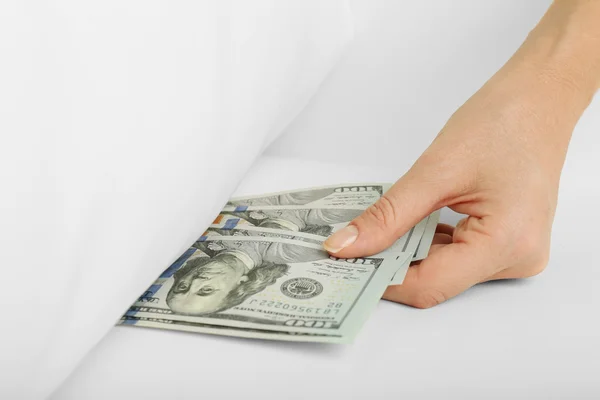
[{"left": 324, "top": 173, "right": 441, "bottom": 258}]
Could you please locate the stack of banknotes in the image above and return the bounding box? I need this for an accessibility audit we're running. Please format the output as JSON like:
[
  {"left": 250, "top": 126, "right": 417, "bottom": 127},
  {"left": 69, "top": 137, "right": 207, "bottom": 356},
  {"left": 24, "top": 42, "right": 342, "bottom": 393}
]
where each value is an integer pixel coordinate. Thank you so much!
[{"left": 120, "top": 184, "right": 439, "bottom": 343}]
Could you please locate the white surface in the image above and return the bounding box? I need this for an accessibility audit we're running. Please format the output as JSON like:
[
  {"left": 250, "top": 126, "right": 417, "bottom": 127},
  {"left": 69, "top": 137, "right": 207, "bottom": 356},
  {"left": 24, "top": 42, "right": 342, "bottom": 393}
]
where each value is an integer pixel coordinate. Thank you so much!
[
  {"left": 36, "top": 0, "right": 600, "bottom": 398},
  {"left": 0, "top": 2, "right": 351, "bottom": 398},
  {"left": 53, "top": 155, "right": 600, "bottom": 399}
]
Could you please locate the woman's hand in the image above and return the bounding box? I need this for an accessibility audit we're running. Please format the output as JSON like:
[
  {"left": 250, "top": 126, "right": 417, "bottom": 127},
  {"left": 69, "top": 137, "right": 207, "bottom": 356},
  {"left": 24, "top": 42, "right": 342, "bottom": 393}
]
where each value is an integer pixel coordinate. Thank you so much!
[{"left": 324, "top": 0, "right": 600, "bottom": 308}]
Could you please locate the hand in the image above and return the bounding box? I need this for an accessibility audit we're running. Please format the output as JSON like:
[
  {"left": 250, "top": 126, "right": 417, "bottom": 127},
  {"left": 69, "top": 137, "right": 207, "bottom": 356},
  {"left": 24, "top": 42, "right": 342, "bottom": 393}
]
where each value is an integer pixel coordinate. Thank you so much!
[{"left": 324, "top": 1, "right": 600, "bottom": 308}]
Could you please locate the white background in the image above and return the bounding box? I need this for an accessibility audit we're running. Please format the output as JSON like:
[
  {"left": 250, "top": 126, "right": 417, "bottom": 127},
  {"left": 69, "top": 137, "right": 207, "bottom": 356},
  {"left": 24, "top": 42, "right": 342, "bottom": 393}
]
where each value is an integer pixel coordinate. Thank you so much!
[{"left": 53, "top": 1, "right": 600, "bottom": 399}]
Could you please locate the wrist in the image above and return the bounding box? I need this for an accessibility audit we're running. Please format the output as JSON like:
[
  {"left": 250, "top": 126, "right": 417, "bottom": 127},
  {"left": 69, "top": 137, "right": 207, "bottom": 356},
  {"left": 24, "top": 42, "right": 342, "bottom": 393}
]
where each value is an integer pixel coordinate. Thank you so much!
[{"left": 519, "top": 0, "right": 600, "bottom": 104}]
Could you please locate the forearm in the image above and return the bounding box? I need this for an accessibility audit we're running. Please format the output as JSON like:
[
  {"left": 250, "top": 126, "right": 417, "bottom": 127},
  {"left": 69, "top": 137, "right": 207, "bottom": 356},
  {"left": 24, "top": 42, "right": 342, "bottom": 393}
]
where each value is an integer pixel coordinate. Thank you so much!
[
  {"left": 462, "top": 1, "right": 600, "bottom": 175},
  {"left": 476, "top": 1, "right": 600, "bottom": 113},
  {"left": 523, "top": 0, "right": 600, "bottom": 97}
]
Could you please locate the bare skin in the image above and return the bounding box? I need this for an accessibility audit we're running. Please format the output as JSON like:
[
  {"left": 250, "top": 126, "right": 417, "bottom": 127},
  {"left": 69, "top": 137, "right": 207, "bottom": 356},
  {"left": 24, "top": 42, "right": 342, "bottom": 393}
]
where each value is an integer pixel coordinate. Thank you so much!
[{"left": 324, "top": 0, "right": 600, "bottom": 309}]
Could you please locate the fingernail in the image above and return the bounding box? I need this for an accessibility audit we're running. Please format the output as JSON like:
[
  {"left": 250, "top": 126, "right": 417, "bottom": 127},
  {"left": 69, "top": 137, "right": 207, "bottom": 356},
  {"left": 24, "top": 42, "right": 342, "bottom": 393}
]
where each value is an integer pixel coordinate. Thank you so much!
[{"left": 324, "top": 225, "right": 359, "bottom": 253}]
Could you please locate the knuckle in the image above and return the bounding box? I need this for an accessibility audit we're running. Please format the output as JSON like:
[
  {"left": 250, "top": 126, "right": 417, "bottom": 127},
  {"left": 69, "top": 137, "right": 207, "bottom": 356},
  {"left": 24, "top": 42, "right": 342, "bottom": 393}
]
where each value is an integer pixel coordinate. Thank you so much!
[
  {"left": 363, "top": 194, "right": 397, "bottom": 231},
  {"left": 412, "top": 289, "right": 447, "bottom": 309}
]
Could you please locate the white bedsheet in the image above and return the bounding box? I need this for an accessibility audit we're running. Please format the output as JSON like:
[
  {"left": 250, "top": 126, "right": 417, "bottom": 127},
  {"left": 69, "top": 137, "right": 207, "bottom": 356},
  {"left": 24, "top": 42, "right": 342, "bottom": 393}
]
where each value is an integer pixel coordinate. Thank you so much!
[
  {"left": 6, "top": 0, "right": 600, "bottom": 398},
  {"left": 0, "top": 2, "right": 352, "bottom": 398},
  {"left": 53, "top": 0, "right": 600, "bottom": 398}
]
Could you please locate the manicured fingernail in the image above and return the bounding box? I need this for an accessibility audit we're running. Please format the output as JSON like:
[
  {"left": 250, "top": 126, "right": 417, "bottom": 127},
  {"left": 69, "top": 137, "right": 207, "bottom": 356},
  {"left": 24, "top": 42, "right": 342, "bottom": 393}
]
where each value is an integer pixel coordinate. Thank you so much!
[{"left": 324, "top": 225, "right": 359, "bottom": 253}]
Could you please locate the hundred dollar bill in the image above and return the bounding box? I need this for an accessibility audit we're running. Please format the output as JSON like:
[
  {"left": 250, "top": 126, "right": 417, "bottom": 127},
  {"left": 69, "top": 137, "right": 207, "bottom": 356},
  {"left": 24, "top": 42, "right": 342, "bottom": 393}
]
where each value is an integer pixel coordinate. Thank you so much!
[
  {"left": 120, "top": 315, "right": 344, "bottom": 343},
  {"left": 121, "top": 236, "right": 411, "bottom": 343},
  {"left": 389, "top": 256, "right": 412, "bottom": 285},
  {"left": 207, "top": 221, "right": 426, "bottom": 254},
  {"left": 203, "top": 225, "right": 323, "bottom": 245},
  {"left": 204, "top": 223, "right": 418, "bottom": 285},
  {"left": 389, "top": 211, "right": 441, "bottom": 284},
  {"left": 223, "top": 183, "right": 438, "bottom": 262},
  {"left": 214, "top": 206, "right": 364, "bottom": 236},
  {"left": 412, "top": 210, "right": 440, "bottom": 261},
  {"left": 225, "top": 183, "right": 391, "bottom": 209},
  {"left": 214, "top": 206, "right": 430, "bottom": 260}
]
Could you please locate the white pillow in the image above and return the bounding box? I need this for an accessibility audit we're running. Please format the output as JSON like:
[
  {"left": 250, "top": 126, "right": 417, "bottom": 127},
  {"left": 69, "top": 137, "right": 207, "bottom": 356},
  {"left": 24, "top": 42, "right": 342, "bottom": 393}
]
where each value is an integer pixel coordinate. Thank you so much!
[{"left": 0, "top": 1, "right": 352, "bottom": 398}]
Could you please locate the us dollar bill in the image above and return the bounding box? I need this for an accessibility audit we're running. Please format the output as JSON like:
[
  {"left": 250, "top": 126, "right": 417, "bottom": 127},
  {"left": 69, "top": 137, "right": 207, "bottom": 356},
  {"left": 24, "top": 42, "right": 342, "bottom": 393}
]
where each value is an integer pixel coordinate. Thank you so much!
[
  {"left": 388, "top": 210, "right": 442, "bottom": 285},
  {"left": 203, "top": 225, "right": 323, "bottom": 245},
  {"left": 225, "top": 183, "right": 391, "bottom": 209},
  {"left": 121, "top": 315, "right": 345, "bottom": 343},
  {"left": 204, "top": 223, "right": 419, "bottom": 285},
  {"left": 120, "top": 236, "right": 411, "bottom": 342},
  {"left": 214, "top": 206, "right": 431, "bottom": 261},
  {"left": 222, "top": 182, "right": 438, "bottom": 262},
  {"left": 412, "top": 210, "right": 440, "bottom": 261},
  {"left": 214, "top": 206, "right": 365, "bottom": 236}
]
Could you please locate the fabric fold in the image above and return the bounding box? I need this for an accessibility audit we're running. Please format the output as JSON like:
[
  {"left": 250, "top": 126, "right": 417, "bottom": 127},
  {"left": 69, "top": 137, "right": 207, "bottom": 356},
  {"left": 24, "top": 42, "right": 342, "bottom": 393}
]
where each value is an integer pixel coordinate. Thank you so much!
[{"left": 0, "top": 2, "right": 353, "bottom": 398}]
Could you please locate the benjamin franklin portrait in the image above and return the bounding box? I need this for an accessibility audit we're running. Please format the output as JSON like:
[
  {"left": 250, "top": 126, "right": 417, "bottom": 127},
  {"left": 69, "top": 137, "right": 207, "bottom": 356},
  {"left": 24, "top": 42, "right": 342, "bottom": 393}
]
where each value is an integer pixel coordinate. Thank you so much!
[{"left": 166, "top": 239, "right": 326, "bottom": 316}]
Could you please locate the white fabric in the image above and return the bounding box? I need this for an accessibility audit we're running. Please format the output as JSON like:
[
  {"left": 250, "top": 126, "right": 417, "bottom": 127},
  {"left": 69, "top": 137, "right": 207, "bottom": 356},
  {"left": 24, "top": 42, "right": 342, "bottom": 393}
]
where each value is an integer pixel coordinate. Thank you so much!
[
  {"left": 7, "top": 0, "right": 600, "bottom": 398},
  {"left": 0, "top": 2, "right": 352, "bottom": 398},
  {"left": 53, "top": 0, "right": 600, "bottom": 398}
]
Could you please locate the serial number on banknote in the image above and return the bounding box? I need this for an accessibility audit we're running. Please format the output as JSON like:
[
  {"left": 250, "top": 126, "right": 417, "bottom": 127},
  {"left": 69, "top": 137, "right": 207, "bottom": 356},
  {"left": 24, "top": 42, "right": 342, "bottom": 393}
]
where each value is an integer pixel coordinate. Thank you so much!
[{"left": 246, "top": 299, "right": 345, "bottom": 314}]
